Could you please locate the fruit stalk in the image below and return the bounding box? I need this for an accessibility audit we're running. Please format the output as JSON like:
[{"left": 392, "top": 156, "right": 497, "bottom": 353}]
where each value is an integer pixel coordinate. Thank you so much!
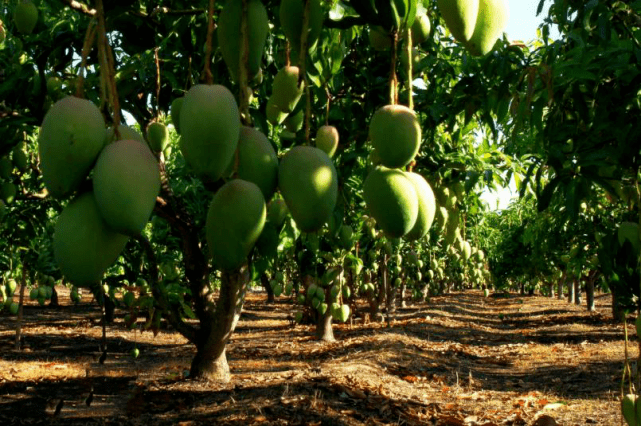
[
  {"left": 14, "top": 263, "right": 28, "bottom": 350},
  {"left": 389, "top": 30, "right": 399, "bottom": 105},
  {"left": 96, "top": 0, "right": 121, "bottom": 136},
  {"left": 238, "top": 0, "right": 252, "bottom": 126},
  {"left": 406, "top": 28, "right": 413, "bottom": 111},
  {"left": 76, "top": 19, "right": 97, "bottom": 98},
  {"left": 298, "top": 0, "right": 312, "bottom": 143},
  {"left": 203, "top": 0, "right": 216, "bottom": 85}
]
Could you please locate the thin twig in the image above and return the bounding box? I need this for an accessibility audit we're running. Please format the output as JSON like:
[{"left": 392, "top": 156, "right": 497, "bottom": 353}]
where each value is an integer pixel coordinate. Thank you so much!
[
  {"left": 203, "top": 0, "right": 216, "bottom": 85},
  {"left": 298, "top": 0, "right": 312, "bottom": 144},
  {"left": 239, "top": 0, "right": 251, "bottom": 126},
  {"left": 389, "top": 30, "right": 399, "bottom": 105},
  {"left": 406, "top": 29, "right": 413, "bottom": 111},
  {"left": 76, "top": 20, "right": 97, "bottom": 99},
  {"left": 63, "top": 0, "right": 96, "bottom": 16}
]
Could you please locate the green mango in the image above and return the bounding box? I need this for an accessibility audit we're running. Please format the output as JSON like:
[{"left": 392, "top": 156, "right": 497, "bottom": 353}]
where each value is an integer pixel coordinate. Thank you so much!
[
  {"left": 218, "top": 0, "right": 269, "bottom": 81},
  {"left": 266, "top": 96, "right": 288, "bottom": 125},
  {"left": 53, "top": 192, "right": 129, "bottom": 286},
  {"left": 179, "top": 84, "right": 240, "bottom": 184},
  {"left": 170, "top": 97, "right": 184, "bottom": 134},
  {"left": 147, "top": 122, "right": 169, "bottom": 153},
  {"left": 234, "top": 127, "right": 279, "bottom": 201},
  {"left": 369, "top": 104, "right": 421, "bottom": 169},
  {"left": 0, "top": 182, "right": 16, "bottom": 204},
  {"left": 363, "top": 167, "right": 418, "bottom": 238},
  {"left": 437, "top": 0, "right": 479, "bottom": 42},
  {"left": 104, "top": 125, "right": 145, "bottom": 146},
  {"left": 39, "top": 96, "right": 105, "bottom": 198},
  {"left": 280, "top": 0, "right": 323, "bottom": 55},
  {"left": 271, "top": 66, "right": 304, "bottom": 113},
  {"left": 278, "top": 146, "right": 338, "bottom": 233},
  {"left": 464, "top": 0, "right": 509, "bottom": 56},
  {"left": 410, "top": 13, "right": 431, "bottom": 44},
  {"left": 404, "top": 172, "right": 436, "bottom": 241},
  {"left": 206, "top": 179, "right": 266, "bottom": 271},
  {"left": 93, "top": 139, "right": 161, "bottom": 236},
  {"left": 267, "top": 198, "right": 289, "bottom": 229},
  {"left": 0, "top": 157, "right": 12, "bottom": 179},
  {"left": 315, "top": 125, "right": 339, "bottom": 158},
  {"left": 368, "top": 26, "right": 392, "bottom": 51},
  {"left": 13, "top": 0, "right": 38, "bottom": 35}
]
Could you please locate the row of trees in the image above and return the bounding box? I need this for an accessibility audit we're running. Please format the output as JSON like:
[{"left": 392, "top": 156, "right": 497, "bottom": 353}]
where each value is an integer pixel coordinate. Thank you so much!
[{"left": 0, "top": 0, "right": 639, "bottom": 386}]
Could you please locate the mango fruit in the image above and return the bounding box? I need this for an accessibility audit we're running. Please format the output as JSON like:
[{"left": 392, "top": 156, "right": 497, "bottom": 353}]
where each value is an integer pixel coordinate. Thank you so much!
[
  {"left": 284, "top": 109, "right": 304, "bottom": 133},
  {"left": 267, "top": 198, "right": 289, "bottom": 229},
  {"left": 0, "top": 158, "right": 12, "bottom": 179},
  {"left": 218, "top": 0, "right": 269, "bottom": 81},
  {"left": 235, "top": 126, "right": 279, "bottom": 201},
  {"left": 316, "top": 125, "right": 339, "bottom": 158},
  {"left": 278, "top": 146, "right": 338, "bottom": 233},
  {"left": 410, "top": 13, "right": 431, "bottom": 45},
  {"left": 93, "top": 139, "right": 161, "bottom": 236},
  {"left": 266, "top": 97, "right": 287, "bottom": 125},
  {"left": 206, "top": 179, "right": 266, "bottom": 270},
  {"left": 369, "top": 104, "right": 421, "bottom": 169},
  {"left": 404, "top": 172, "right": 436, "bottom": 241},
  {"left": 170, "top": 97, "right": 183, "bottom": 134},
  {"left": 465, "top": 0, "right": 509, "bottom": 56},
  {"left": 104, "top": 125, "right": 145, "bottom": 146},
  {"left": 13, "top": 0, "right": 38, "bottom": 35},
  {"left": 437, "top": 0, "right": 479, "bottom": 42},
  {"left": 363, "top": 167, "right": 418, "bottom": 238},
  {"left": 280, "top": 0, "right": 323, "bottom": 55},
  {"left": 368, "top": 26, "right": 392, "bottom": 51},
  {"left": 0, "top": 182, "right": 16, "bottom": 204},
  {"left": 53, "top": 192, "right": 129, "bottom": 286},
  {"left": 146, "top": 122, "right": 169, "bottom": 153},
  {"left": 179, "top": 84, "right": 240, "bottom": 184},
  {"left": 39, "top": 96, "right": 105, "bottom": 198},
  {"left": 271, "top": 66, "right": 304, "bottom": 113}
]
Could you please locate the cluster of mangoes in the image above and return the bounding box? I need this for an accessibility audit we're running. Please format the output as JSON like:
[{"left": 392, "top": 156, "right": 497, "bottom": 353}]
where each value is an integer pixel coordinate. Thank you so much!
[{"left": 39, "top": 96, "right": 161, "bottom": 287}]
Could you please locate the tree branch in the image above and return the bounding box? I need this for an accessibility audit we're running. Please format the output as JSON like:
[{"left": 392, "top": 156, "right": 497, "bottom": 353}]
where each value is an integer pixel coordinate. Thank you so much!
[{"left": 62, "top": 0, "right": 96, "bottom": 16}]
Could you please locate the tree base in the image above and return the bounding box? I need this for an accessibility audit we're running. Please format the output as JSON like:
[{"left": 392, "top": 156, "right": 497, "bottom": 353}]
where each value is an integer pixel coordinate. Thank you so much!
[{"left": 189, "top": 348, "right": 231, "bottom": 383}]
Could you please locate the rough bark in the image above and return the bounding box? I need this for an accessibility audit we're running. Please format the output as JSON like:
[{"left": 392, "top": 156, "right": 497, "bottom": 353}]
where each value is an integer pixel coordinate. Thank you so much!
[
  {"left": 547, "top": 282, "right": 554, "bottom": 298},
  {"left": 104, "top": 295, "right": 115, "bottom": 323},
  {"left": 49, "top": 286, "right": 59, "bottom": 307},
  {"left": 189, "top": 267, "right": 249, "bottom": 382},
  {"left": 398, "top": 279, "right": 407, "bottom": 308},
  {"left": 315, "top": 304, "right": 335, "bottom": 342},
  {"left": 573, "top": 278, "right": 581, "bottom": 305},
  {"left": 519, "top": 282, "right": 525, "bottom": 295},
  {"left": 612, "top": 291, "right": 626, "bottom": 321},
  {"left": 567, "top": 276, "right": 575, "bottom": 303},
  {"left": 586, "top": 275, "right": 596, "bottom": 312},
  {"left": 260, "top": 273, "right": 274, "bottom": 304},
  {"left": 557, "top": 275, "right": 564, "bottom": 300}
]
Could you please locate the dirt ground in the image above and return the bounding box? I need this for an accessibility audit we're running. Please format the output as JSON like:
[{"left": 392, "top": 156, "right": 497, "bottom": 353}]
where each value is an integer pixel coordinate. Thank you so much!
[{"left": 0, "top": 287, "right": 633, "bottom": 425}]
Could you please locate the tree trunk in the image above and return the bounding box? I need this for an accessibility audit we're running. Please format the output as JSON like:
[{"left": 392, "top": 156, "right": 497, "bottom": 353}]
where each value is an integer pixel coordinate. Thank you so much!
[
  {"left": 315, "top": 306, "right": 335, "bottom": 342},
  {"left": 398, "top": 278, "right": 407, "bottom": 308},
  {"left": 49, "top": 286, "right": 59, "bottom": 307},
  {"left": 567, "top": 276, "right": 574, "bottom": 303},
  {"left": 520, "top": 282, "right": 525, "bottom": 295},
  {"left": 612, "top": 290, "right": 625, "bottom": 322},
  {"left": 189, "top": 267, "right": 248, "bottom": 382},
  {"left": 573, "top": 278, "right": 581, "bottom": 305},
  {"left": 557, "top": 275, "right": 564, "bottom": 300},
  {"left": 586, "top": 275, "right": 595, "bottom": 312},
  {"left": 547, "top": 282, "right": 554, "bottom": 298},
  {"left": 260, "top": 273, "right": 274, "bottom": 304},
  {"left": 104, "top": 294, "right": 115, "bottom": 323}
]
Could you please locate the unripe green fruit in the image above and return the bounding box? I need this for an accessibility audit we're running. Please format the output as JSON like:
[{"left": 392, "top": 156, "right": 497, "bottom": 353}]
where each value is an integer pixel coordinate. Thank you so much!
[
  {"left": 317, "top": 302, "right": 328, "bottom": 315},
  {"left": 464, "top": 0, "right": 509, "bottom": 56},
  {"left": 29, "top": 288, "right": 39, "bottom": 300},
  {"left": 170, "top": 97, "right": 183, "bottom": 134},
  {"left": 621, "top": 394, "right": 637, "bottom": 426},
  {"left": 1, "top": 183, "right": 16, "bottom": 204},
  {"left": 315, "top": 125, "right": 339, "bottom": 158},
  {"left": 147, "top": 122, "right": 169, "bottom": 153},
  {"left": 9, "top": 301, "right": 19, "bottom": 315},
  {"left": 342, "top": 286, "right": 351, "bottom": 299},
  {"left": 0, "top": 157, "right": 12, "bottom": 179},
  {"left": 12, "top": 148, "right": 28, "bottom": 173},
  {"left": 123, "top": 291, "right": 135, "bottom": 307},
  {"left": 271, "top": 66, "right": 303, "bottom": 113},
  {"left": 267, "top": 198, "right": 289, "bottom": 229},
  {"left": 266, "top": 97, "right": 287, "bottom": 125},
  {"left": 53, "top": 192, "right": 129, "bottom": 286},
  {"left": 400, "top": 47, "right": 420, "bottom": 71},
  {"left": 368, "top": 26, "right": 392, "bottom": 50},
  {"left": 13, "top": 0, "right": 38, "bottom": 35},
  {"left": 37, "top": 286, "right": 47, "bottom": 298},
  {"left": 46, "top": 76, "right": 63, "bottom": 96},
  {"left": 410, "top": 13, "right": 431, "bottom": 44},
  {"left": 363, "top": 167, "right": 418, "bottom": 239},
  {"left": 404, "top": 172, "right": 436, "bottom": 241},
  {"left": 463, "top": 241, "right": 472, "bottom": 261},
  {"left": 369, "top": 105, "right": 421, "bottom": 169},
  {"left": 131, "top": 348, "right": 140, "bottom": 358},
  {"left": 340, "top": 225, "right": 354, "bottom": 249},
  {"left": 273, "top": 283, "right": 283, "bottom": 297},
  {"left": 235, "top": 127, "right": 278, "bottom": 201},
  {"left": 104, "top": 125, "right": 145, "bottom": 146},
  {"left": 278, "top": 146, "right": 338, "bottom": 233},
  {"left": 437, "top": 0, "right": 479, "bottom": 42},
  {"left": 6, "top": 279, "right": 17, "bottom": 296},
  {"left": 39, "top": 96, "right": 105, "bottom": 198},
  {"left": 218, "top": 0, "right": 269, "bottom": 82},
  {"left": 297, "top": 294, "right": 305, "bottom": 304},
  {"left": 284, "top": 109, "right": 304, "bottom": 133},
  {"left": 93, "top": 140, "right": 161, "bottom": 236},
  {"left": 179, "top": 84, "right": 240, "bottom": 184},
  {"left": 280, "top": 0, "right": 323, "bottom": 56},
  {"left": 206, "top": 179, "right": 266, "bottom": 271}
]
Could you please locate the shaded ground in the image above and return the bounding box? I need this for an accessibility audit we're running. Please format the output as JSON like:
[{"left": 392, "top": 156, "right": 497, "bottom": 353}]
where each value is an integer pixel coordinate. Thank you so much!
[{"left": 0, "top": 288, "right": 631, "bottom": 425}]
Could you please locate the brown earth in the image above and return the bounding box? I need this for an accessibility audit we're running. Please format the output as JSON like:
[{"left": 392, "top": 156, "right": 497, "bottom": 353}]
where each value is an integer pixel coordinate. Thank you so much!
[{"left": 0, "top": 287, "right": 633, "bottom": 425}]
